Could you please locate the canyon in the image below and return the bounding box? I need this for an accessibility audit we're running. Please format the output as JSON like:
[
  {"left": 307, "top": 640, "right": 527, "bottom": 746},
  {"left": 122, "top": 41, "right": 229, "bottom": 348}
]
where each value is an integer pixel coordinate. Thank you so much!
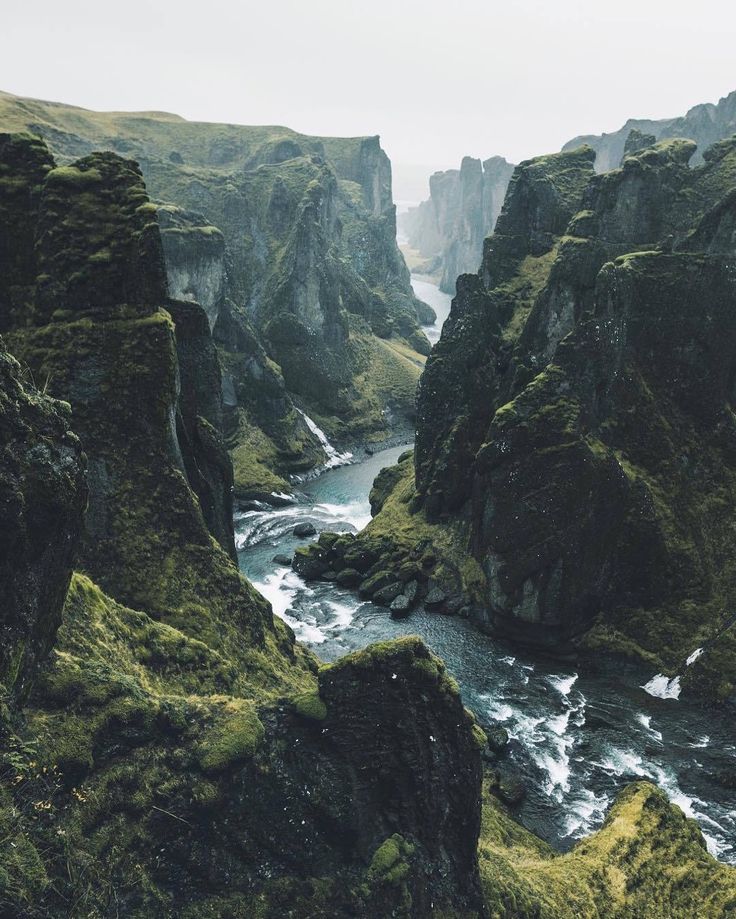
[{"left": 1, "top": 83, "right": 736, "bottom": 918}]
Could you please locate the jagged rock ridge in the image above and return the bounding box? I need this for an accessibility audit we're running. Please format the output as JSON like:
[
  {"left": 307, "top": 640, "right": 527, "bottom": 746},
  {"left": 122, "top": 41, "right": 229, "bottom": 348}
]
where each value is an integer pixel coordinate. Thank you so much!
[
  {"left": 563, "top": 87, "right": 736, "bottom": 171},
  {"left": 400, "top": 154, "right": 515, "bottom": 292},
  {"left": 367, "top": 135, "right": 736, "bottom": 700},
  {"left": 0, "top": 133, "right": 486, "bottom": 917},
  {"left": 0, "top": 90, "right": 431, "bottom": 498}
]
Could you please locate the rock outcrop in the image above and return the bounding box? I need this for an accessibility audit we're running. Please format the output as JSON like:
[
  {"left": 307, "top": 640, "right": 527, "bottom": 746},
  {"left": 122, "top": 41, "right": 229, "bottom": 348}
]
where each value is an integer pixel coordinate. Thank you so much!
[
  {"left": 563, "top": 87, "right": 736, "bottom": 172},
  {"left": 0, "top": 133, "right": 487, "bottom": 918},
  {"left": 0, "top": 341, "right": 86, "bottom": 703},
  {"left": 2, "top": 118, "right": 735, "bottom": 919},
  {"left": 0, "top": 90, "right": 430, "bottom": 497},
  {"left": 365, "top": 136, "right": 736, "bottom": 699},
  {"left": 400, "top": 154, "right": 514, "bottom": 292}
]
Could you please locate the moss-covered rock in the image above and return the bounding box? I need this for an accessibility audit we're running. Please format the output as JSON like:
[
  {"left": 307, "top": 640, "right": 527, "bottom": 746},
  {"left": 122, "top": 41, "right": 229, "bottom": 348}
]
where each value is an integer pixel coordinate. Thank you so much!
[{"left": 385, "top": 135, "right": 736, "bottom": 694}]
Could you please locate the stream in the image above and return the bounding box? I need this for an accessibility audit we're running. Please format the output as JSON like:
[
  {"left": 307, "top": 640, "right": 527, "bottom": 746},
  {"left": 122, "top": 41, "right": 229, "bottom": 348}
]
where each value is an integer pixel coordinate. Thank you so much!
[{"left": 235, "top": 266, "right": 736, "bottom": 864}]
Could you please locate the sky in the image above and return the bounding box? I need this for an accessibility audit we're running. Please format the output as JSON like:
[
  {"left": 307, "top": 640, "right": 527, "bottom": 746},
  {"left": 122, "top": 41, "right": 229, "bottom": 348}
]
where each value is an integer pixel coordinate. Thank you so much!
[{"left": 3, "top": 0, "right": 735, "bottom": 198}]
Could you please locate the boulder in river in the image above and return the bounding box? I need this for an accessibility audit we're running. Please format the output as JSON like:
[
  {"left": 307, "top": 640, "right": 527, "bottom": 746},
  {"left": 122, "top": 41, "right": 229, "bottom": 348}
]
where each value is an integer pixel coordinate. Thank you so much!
[
  {"left": 425, "top": 586, "right": 447, "bottom": 610},
  {"left": 293, "top": 522, "right": 317, "bottom": 538},
  {"left": 335, "top": 568, "right": 362, "bottom": 587},
  {"left": 272, "top": 554, "right": 293, "bottom": 567},
  {"left": 292, "top": 544, "right": 328, "bottom": 579},
  {"left": 390, "top": 594, "right": 412, "bottom": 618},
  {"left": 490, "top": 770, "right": 526, "bottom": 806},
  {"left": 373, "top": 582, "right": 404, "bottom": 606},
  {"left": 486, "top": 726, "right": 510, "bottom": 753}
]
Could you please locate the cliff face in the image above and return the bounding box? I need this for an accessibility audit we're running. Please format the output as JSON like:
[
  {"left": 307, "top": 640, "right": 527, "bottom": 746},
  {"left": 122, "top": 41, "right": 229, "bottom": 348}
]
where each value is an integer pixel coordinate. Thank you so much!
[
  {"left": 563, "top": 87, "right": 736, "bottom": 172},
  {"left": 0, "top": 134, "right": 488, "bottom": 918},
  {"left": 399, "top": 155, "right": 515, "bottom": 292},
  {"left": 367, "top": 136, "right": 736, "bottom": 698},
  {"left": 2, "top": 138, "right": 734, "bottom": 916},
  {"left": 0, "top": 91, "right": 429, "bottom": 497},
  {"left": 0, "top": 342, "right": 86, "bottom": 704}
]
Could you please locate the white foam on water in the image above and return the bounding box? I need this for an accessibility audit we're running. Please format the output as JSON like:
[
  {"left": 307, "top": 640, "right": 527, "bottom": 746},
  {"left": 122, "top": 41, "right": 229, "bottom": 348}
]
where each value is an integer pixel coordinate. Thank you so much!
[
  {"left": 324, "top": 599, "right": 356, "bottom": 631},
  {"left": 635, "top": 712, "right": 663, "bottom": 742},
  {"left": 642, "top": 673, "right": 681, "bottom": 700},
  {"left": 252, "top": 567, "right": 305, "bottom": 620},
  {"left": 499, "top": 655, "right": 516, "bottom": 666},
  {"left": 686, "top": 647, "right": 704, "bottom": 666},
  {"left": 313, "top": 501, "right": 371, "bottom": 531},
  {"left": 534, "top": 733, "right": 574, "bottom": 800},
  {"left": 562, "top": 788, "right": 610, "bottom": 838},
  {"left": 687, "top": 735, "right": 711, "bottom": 748},
  {"left": 548, "top": 673, "right": 578, "bottom": 696},
  {"left": 597, "top": 745, "right": 646, "bottom": 778}
]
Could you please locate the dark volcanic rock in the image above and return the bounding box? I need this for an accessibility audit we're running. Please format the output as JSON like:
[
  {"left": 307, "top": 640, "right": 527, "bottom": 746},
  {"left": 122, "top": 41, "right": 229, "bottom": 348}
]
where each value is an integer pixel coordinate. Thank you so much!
[
  {"left": 293, "top": 522, "right": 317, "bottom": 537},
  {"left": 390, "top": 594, "right": 412, "bottom": 618},
  {"left": 400, "top": 134, "right": 736, "bottom": 690},
  {"left": 0, "top": 341, "right": 86, "bottom": 701},
  {"left": 316, "top": 637, "right": 484, "bottom": 914}
]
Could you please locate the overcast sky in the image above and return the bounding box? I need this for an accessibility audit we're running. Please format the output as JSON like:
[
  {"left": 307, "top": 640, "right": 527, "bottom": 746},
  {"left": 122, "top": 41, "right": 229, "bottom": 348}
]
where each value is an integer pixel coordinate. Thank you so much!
[{"left": 3, "top": 0, "right": 735, "bottom": 194}]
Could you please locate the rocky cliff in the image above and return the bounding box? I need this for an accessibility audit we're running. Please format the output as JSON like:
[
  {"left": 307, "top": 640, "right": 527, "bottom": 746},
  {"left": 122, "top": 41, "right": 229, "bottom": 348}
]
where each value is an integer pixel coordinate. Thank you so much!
[
  {"left": 355, "top": 136, "right": 736, "bottom": 700},
  {"left": 2, "top": 128, "right": 735, "bottom": 919},
  {"left": 0, "top": 90, "right": 430, "bottom": 498},
  {"left": 0, "top": 133, "right": 487, "bottom": 917},
  {"left": 563, "top": 87, "right": 736, "bottom": 171},
  {"left": 400, "top": 155, "right": 514, "bottom": 292}
]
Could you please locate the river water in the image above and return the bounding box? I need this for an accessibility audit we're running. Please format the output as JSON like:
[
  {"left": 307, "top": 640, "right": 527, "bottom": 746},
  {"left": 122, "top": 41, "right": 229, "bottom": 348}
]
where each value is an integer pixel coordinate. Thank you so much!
[{"left": 235, "top": 267, "right": 736, "bottom": 863}]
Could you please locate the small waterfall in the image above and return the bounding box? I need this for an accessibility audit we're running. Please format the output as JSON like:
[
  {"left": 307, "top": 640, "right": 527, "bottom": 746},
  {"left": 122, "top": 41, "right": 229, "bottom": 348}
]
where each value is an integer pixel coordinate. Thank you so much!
[
  {"left": 642, "top": 673, "right": 682, "bottom": 700},
  {"left": 297, "top": 410, "right": 353, "bottom": 476},
  {"left": 642, "top": 643, "right": 706, "bottom": 700}
]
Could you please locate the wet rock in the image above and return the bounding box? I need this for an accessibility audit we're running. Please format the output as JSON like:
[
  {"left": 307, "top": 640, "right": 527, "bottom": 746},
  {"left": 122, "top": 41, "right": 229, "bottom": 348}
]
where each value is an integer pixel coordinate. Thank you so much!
[
  {"left": 272, "top": 554, "right": 293, "bottom": 567},
  {"left": 321, "top": 570, "right": 338, "bottom": 582},
  {"left": 397, "top": 561, "right": 422, "bottom": 583},
  {"left": 335, "top": 568, "right": 361, "bottom": 588},
  {"left": 317, "top": 531, "right": 341, "bottom": 550},
  {"left": 373, "top": 582, "right": 404, "bottom": 606},
  {"left": 425, "top": 587, "right": 447, "bottom": 610},
  {"left": 487, "top": 726, "right": 510, "bottom": 753},
  {"left": 443, "top": 596, "right": 464, "bottom": 615},
  {"left": 490, "top": 770, "right": 526, "bottom": 806},
  {"left": 342, "top": 545, "right": 378, "bottom": 573},
  {"left": 358, "top": 570, "right": 396, "bottom": 598},
  {"left": 390, "top": 595, "right": 412, "bottom": 618},
  {"left": 292, "top": 545, "right": 327, "bottom": 580},
  {"left": 293, "top": 522, "right": 317, "bottom": 538},
  {"left": 403, "top": 580, "right": 419, "bottom": 605}
]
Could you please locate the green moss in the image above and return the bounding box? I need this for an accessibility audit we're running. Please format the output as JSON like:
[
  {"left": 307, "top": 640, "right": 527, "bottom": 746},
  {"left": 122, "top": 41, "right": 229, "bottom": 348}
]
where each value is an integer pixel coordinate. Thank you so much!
[
  {"left": 46, "top": 164, "right": 102, "bottom": 186},
  {"left": 368, "top": 834, "right": 416, "bottom": 886},
  {"left": 196, "top": 704, "right": 265, "bottom": 773},
  {"left": 291, "top": 690, "right": 327, "bottom": 722},
  {"left": 478, "top": 782, "right": 736, "bottom": 918}
]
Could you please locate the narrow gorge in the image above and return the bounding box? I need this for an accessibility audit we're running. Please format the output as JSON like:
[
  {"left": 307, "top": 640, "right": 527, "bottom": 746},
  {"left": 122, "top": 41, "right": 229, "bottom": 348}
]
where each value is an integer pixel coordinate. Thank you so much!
[{"left": 1, "top": 61, "right": 736, "bottom": 919}]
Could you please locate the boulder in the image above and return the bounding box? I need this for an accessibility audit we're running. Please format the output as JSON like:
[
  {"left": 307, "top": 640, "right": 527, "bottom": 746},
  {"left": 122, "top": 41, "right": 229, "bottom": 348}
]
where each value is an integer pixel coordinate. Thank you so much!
[
  {"left": 487, "top": 726, "right": 510, "bottom": 753},
  {"left": 390, "top": 595, "right": 412, "bottom": 619},
  {"left": 293, "top": 522, "right": 317, "bottom": 538},
  {"left": 292, "top": 545, "right": 327, "bottom": 580},
  {"left": 425, "top": 587, "right": 447, "bottom": 610},
  {"left": 373, "top": 582, "right": 404, "bottom": 606},
  {"left": 272, "top": 554, "right": 293, "bottom": 567},
  {"left": 335, "top": 568, "right": 362, "bottom": 588}
]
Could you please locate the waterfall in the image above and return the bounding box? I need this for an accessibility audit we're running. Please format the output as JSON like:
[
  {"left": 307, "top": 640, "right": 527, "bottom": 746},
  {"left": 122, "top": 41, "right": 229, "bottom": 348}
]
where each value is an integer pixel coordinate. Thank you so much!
[{"left": 297, "top": 410, "right": 353, "bottom": 475}]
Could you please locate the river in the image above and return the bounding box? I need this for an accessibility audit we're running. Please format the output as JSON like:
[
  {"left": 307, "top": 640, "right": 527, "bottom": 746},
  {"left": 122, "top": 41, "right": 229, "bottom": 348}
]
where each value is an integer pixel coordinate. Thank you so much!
[{"left": 235, "top": 262, "right": 736, "bottom": 864}]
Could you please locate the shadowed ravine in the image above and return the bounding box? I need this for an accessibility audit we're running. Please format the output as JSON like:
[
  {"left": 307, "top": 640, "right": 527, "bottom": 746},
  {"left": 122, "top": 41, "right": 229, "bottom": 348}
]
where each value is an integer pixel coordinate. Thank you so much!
[{"left": 236, "top": 273, "right": 736, "bottom": 866}]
